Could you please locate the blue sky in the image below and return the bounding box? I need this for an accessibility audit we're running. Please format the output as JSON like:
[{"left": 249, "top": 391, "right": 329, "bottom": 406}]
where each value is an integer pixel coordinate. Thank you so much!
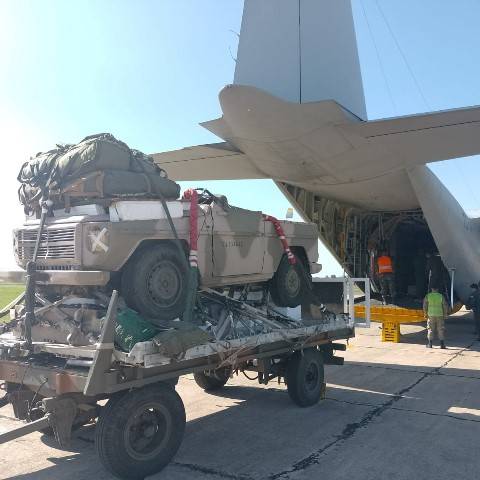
[{"left": 1, "top": 0, "right": 480, "bottom": 271}]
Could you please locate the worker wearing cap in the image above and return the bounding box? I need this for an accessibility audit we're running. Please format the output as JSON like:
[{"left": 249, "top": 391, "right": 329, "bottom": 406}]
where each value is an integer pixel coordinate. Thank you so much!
[
  {"left": 423, "top": 286, "right": 448, "bottom": 349},
  {"left": 377, "top": 251, "right": 396, "bottom": 305}
]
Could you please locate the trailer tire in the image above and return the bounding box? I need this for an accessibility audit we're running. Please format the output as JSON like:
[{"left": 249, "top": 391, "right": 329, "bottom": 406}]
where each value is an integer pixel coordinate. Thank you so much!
[
  {"left": 270, "top": 256, "right": 306, "bottom": 308},
  {"left": 194, "top": 368, "right": 231, "bottom": 391},
  {"left": 121, "top": 243, "right": 188, "bottom": 323},
  {"left": 285, "top": 349, "right": 324, "bottom": 407},
  {"left": 96, "top": 384, "right": 186, "bottom": 480}
]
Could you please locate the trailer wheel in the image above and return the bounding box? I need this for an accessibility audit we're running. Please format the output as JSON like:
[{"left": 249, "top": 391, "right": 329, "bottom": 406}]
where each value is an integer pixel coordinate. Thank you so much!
[
  {"left": 121, "top": 243, "right": 188, "bottom": 322},
  {"left": 194, "top": 367, "right": 231, "bottom": 391},
  {"left": 96, "top": 384, "right": 186, "bottom": 480},
  {"left": 270, "top": 256, "right": 306, "bottom": 307},
  {"left": 285, "top": 349, "right": 324, "bottom": 407}
]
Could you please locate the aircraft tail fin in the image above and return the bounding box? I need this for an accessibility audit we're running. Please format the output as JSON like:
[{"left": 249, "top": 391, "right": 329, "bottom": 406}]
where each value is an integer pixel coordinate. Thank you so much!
[{"left": 234, "top": 0, "right": 367, "bottom": 120}]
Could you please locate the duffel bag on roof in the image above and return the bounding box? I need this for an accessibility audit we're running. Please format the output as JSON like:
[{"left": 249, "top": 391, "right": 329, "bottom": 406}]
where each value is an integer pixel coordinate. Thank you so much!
[
  {"left": 62, "top": 170, "right": 180, "bottom": 202},
  {"left": 18, "top": 133, "right": 177, "bottom": 213}
]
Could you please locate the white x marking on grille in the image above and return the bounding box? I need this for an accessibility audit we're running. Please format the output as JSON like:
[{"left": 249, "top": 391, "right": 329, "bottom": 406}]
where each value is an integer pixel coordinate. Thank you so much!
[{"left": 89, "top": 227, "right": 109, "bottom": 253}]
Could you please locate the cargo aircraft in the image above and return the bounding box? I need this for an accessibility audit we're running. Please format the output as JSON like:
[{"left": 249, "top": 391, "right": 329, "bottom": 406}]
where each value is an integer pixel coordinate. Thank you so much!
[{"left": 153, "top": 0, "right": 480, "bottom": 304}]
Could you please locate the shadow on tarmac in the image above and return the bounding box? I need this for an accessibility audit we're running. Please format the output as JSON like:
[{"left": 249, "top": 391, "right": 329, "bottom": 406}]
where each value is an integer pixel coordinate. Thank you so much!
[{"left": 5, "top": 315, "right": 480, "bottom": 480}]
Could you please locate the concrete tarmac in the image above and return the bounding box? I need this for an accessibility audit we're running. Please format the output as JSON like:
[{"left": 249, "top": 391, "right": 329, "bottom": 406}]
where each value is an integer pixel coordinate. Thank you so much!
[{"left": 1, "top": 312, "right": 479, "bottom": 480}]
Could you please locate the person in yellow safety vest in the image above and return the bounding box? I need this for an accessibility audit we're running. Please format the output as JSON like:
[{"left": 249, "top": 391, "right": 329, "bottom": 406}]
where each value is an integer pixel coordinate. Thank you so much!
[
  {"left": 423, "top": 286, "right": 449, "bottom": 349},
  {"left": 376, "top": 251, "right": 396, "bottom": 305}
]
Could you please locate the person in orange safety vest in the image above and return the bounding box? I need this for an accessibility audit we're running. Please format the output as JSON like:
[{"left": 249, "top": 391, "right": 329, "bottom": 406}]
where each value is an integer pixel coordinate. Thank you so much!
[{"left": 377, "top": 251, "right": 396, "bottom": 305}]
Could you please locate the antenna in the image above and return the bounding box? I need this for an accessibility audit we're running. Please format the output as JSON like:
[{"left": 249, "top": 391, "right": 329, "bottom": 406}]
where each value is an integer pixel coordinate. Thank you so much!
[{"left": 228, "top": 29, "right": 239, "bottom": 63}]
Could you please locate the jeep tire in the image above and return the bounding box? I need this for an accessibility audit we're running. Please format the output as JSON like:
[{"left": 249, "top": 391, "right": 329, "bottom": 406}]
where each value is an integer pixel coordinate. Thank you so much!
[
  {"left": 121, "top": 243, "right": 188, "bottom": 322},
  {"left": 269, "top": 255, "right": 306, "bottom": 308}
]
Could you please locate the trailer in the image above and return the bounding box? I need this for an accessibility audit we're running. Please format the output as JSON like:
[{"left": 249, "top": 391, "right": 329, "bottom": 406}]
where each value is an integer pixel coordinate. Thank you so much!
[{"left": 0, "top": 289, "right": 353, "bottom": 480}]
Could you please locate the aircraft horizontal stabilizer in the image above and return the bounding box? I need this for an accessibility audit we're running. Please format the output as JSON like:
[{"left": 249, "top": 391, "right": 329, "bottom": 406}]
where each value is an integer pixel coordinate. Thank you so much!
[
  {"left": 341, "top": 105, "right": 480, "bottom": 167},
  {"left": 152, "top": 84, "right": 480, "bottom": 191},
  {"left": 151, "top": 142, "right": 266, "bottom": 181}
]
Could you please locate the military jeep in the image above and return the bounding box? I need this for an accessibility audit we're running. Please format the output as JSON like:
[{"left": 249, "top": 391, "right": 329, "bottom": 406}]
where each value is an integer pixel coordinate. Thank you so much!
[{"left": 14, "top": 195, "right": 320, "bottom": 320}]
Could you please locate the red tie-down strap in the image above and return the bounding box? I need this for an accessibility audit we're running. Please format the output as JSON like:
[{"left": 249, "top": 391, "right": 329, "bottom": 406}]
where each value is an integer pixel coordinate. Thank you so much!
[
  {"left": 262, "top": 214, "right": 296, "bottom": 265},
  {"left": 182, "top": 189, "right": 199, "bottom": 268}
]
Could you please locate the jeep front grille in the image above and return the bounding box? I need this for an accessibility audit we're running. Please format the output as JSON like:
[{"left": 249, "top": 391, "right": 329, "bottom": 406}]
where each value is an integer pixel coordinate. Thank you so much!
[{"left": 16, "top": 226, "right": 77, "bottom": 261}]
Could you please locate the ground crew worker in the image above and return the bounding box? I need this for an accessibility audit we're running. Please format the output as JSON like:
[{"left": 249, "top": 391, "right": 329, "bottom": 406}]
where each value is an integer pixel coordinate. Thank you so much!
[
  {"left": 377, "top": 251, "right": 396, "bottom": 304},
  {"left": 423, "top": 286, "right": 448, "bottom": 349}
]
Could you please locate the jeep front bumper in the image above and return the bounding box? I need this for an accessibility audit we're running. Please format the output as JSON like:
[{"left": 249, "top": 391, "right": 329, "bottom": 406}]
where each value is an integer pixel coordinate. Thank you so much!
[{"left": 36, "top": 270, "right": 110, "bottom": 286}]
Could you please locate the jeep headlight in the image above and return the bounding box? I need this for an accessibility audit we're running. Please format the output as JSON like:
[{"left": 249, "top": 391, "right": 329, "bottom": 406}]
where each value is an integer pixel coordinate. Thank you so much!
[{"left": 87, "top": 226, "right": 110, "bottom": 254}]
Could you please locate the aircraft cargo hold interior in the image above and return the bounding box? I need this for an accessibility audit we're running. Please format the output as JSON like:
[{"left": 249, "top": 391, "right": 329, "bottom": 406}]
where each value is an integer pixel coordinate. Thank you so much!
[{"left": 278, "top": 182, "right": 453, "bottom": 305}]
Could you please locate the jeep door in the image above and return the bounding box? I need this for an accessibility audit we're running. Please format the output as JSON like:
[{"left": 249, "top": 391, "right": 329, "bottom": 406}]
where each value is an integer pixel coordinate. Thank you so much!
[{"left": 211, "top": 206, "right": 265, "bottom": 278}]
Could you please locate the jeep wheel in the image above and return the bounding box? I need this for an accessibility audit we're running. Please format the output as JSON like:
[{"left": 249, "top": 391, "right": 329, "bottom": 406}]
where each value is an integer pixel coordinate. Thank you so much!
[
  {"left": 121, "top": 243, "right": 188, "bottom": 322},
  {"left": 269, "top": 255, "right": 306, "bottom": 307}
]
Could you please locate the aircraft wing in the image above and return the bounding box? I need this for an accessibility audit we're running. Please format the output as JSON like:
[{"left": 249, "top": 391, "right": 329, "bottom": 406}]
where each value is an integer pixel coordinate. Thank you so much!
[
  {"left": 339, "top": 105, "right": 480, "bottom": 167},
  {"left": 151, "top": 142, "right": 266, "bottom": 181}
]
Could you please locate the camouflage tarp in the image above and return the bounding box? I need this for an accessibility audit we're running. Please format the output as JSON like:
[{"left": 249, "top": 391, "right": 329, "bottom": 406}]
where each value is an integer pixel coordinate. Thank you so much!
[
  {"left": 115, "top": 308, "right": 160, "bottom": 352},
  {"left": 152, "top": 327, "right": 213, "bottom": 358},
  {"left": 18, "top": 133, "right": 180, "bottom": 213}
]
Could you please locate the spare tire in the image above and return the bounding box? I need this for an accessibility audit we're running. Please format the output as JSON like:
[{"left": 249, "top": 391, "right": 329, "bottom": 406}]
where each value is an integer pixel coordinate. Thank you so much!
[{"left": 121, "top": 243, "right": 188, "bottom": 322}]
